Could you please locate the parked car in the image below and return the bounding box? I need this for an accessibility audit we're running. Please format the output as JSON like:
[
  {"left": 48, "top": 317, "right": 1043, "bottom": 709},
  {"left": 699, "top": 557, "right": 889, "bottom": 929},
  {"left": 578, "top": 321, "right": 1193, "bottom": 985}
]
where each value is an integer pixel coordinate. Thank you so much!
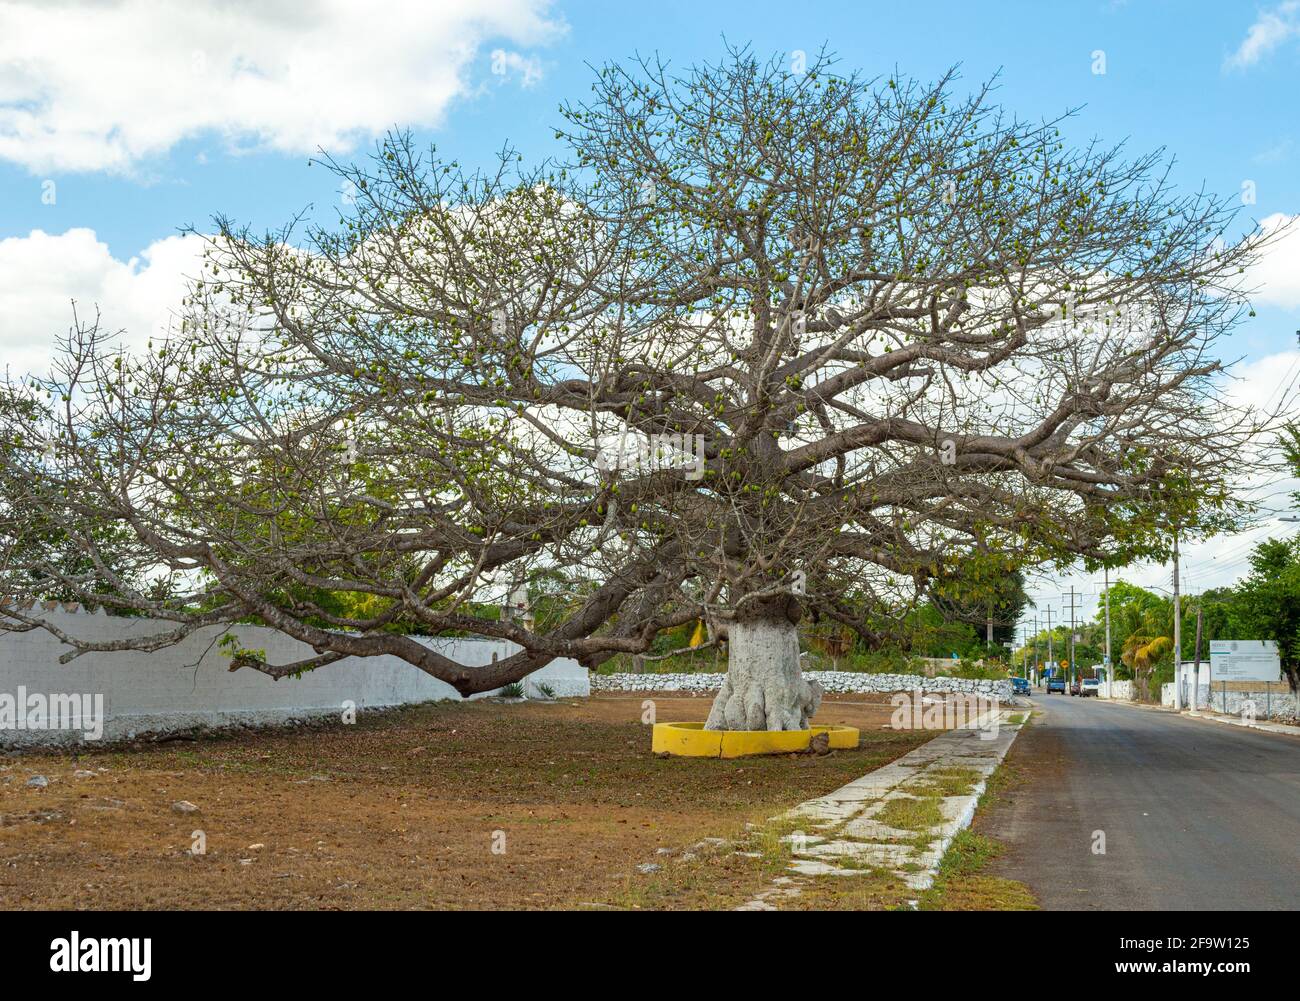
[
  {"left": 1080, "top": 678, "right": 1100, "bottom": 697},
  {"left": 1045, "top": 678, "right": 1066, "bottom": 694},
  {"left": 1069, "top": 680, "right": 1081, "bottom": 696},
  {"left": 1010, "top": 677, "right": 1031, "bottom": 696}
]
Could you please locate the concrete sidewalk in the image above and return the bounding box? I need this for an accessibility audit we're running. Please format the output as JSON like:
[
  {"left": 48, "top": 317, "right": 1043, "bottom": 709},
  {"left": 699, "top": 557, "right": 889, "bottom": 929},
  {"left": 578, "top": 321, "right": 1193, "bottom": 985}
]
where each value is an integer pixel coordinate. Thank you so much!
[
  {"left": 1097, "top": 696, "right": 1300, "bottom": 739},
  {"left": 735, "top": 708, "right": 1028, "bottom": 909},
  {"left": 1186, "top": 708, "right": 1300, "bottom": 737}
]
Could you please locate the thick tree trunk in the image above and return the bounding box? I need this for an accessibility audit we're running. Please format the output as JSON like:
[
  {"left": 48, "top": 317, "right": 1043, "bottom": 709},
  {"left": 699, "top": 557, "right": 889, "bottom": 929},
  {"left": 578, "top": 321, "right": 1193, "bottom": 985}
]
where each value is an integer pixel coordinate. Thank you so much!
[{"left": 705, "top": 597, "right": 823, "bottom": 731}]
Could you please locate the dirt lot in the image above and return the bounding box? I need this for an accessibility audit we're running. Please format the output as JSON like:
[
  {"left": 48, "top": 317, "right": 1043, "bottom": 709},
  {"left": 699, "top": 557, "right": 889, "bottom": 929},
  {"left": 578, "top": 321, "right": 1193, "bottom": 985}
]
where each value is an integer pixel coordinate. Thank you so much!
[{"left": 0, "top": 693, "right": 937, "bottom": 910}]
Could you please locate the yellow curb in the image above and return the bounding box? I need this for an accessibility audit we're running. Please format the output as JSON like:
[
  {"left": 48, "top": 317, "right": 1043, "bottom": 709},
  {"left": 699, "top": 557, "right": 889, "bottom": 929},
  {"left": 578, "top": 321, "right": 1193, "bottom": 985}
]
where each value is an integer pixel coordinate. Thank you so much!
[{"left": 651, "top": 721, "right": 860, "bottom": 758}]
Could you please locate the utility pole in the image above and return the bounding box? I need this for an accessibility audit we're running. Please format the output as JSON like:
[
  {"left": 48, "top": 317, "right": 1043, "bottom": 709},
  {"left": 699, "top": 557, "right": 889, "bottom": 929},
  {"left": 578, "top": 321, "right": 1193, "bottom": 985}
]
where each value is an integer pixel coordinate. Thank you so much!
[
  {"left": 1066, "top": 588, "right": 1078, "bottom": 684},
  {"left": 1032, "top": 617, "right": 1039, "bottom": 684},
  {"left": 1104, "top": 566, "right": 1112, "bottom": 696},
  {"left": 1191, "top": 601, "right": 1203, "bottom": 713},
  {"left": 1172, "top": 531, "right": 1182, "bottom": 711},
  {"left": 1045, "top": 608, "right": 1054, "bottom": 676}
]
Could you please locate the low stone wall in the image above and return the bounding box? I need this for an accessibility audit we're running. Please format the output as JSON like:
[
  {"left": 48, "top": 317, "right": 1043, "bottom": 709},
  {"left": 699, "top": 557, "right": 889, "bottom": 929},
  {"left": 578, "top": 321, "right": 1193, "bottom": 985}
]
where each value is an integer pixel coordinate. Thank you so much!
[
  {"left": 592, "top": 671, "right": 1013, "bottom": 701},
  {"left": 1101, "top": 680, "right": 1135, "bottom": 700},
  {"left": 0, "top": 605, "right": 588, "bottom": 747},
  {"left": 1161, "top": 681, "right": 1297, "bottom": 718}
]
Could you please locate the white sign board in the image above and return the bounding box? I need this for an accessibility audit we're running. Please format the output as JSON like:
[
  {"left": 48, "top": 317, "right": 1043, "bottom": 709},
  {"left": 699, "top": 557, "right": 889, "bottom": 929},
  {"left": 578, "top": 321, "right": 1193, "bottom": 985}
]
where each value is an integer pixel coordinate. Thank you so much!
[{"left": 1209, "top": 640, "right": 1281, "bottom": 683}]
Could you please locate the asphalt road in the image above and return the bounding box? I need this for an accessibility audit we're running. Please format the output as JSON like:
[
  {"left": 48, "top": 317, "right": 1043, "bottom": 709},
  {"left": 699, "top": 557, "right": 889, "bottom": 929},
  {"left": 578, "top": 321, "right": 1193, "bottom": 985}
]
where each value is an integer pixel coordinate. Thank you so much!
[{"left": 982, "top": 691, "right": 1300, "bottom": 910}]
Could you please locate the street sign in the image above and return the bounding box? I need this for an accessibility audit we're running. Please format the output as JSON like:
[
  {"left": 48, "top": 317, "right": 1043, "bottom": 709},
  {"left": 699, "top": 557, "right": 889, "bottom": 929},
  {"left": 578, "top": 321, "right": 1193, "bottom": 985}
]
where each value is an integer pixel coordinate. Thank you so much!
[{"left": 1209, "top": 640, "right": 1281, "bottom": 682}]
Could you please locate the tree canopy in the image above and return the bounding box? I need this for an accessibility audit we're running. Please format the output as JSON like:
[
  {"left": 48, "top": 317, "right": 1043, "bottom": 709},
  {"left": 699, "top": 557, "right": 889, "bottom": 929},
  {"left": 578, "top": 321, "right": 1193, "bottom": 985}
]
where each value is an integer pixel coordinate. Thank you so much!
[{"left": 0, "top": 49, "right": 1276, "bottom": 693}]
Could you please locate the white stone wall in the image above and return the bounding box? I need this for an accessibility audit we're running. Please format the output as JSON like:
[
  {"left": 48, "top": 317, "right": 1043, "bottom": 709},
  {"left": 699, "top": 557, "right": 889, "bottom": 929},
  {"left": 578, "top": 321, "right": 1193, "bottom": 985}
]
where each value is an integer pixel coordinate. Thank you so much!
[
  {"left": 0, "top": 606, "right": 587, "bottom": 746},
  {"left": 1100, "top": 680, "right": 1135, "bottom": 700},
  {"left": 592, "top": 671, "right": 1013, "bottom": 701},
  {"left": 1161, "top": 680, "right": 1297, "bottom": 718}
]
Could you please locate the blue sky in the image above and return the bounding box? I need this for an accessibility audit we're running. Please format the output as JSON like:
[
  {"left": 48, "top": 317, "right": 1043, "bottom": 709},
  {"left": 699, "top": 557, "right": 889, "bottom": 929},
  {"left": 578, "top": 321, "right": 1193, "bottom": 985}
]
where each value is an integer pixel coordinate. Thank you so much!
[
  {"left": 4, "top": 2, "right": 1298, "bottom": 262},
  {"left": 1, "top": 0, "right": 1298, "bottom": 627}
]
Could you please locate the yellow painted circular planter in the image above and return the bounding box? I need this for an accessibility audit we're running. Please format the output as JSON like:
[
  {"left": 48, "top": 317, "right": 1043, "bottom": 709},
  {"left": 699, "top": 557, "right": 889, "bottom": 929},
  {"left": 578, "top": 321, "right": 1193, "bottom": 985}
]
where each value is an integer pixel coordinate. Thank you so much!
[{"left": 652, "top": 721, "right": 860, "bottom": 758}]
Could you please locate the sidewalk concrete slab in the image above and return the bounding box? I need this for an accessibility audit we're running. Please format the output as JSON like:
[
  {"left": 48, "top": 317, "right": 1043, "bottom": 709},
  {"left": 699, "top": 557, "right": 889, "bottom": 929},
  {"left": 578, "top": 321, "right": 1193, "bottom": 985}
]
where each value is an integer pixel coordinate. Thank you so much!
[
  {"left": 1097, "top": 696, "right": 1300, "bottom": 738},
  {"left": 734, "top": 708, "right": 1027, "bottom": 909}
]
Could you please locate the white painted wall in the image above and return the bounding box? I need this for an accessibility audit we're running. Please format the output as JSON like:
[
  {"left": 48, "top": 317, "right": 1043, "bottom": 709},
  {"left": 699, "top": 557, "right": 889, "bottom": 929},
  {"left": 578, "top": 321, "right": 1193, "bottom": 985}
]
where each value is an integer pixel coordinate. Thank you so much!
[
  {"left": 1171, "top": 662, "right": 1212, "bottom": 709},
  {"left": 0, "top": 605, "right": 588, "bottom": 746},
  {"left": 1161, "top": 678, "right": 1297, "bottom": 718}
]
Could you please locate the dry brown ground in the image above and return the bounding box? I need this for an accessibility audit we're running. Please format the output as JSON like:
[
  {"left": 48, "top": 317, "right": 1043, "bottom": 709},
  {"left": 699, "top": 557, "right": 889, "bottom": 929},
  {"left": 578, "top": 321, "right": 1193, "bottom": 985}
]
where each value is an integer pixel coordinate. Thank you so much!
[{"left": 0, "top": 693, "right": 937, "bottom": 910}]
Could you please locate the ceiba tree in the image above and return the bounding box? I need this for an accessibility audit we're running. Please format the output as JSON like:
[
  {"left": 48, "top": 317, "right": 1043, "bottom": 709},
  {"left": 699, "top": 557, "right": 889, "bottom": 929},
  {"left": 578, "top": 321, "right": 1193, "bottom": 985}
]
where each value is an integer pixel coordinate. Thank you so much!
[{"left": 0, "top": 50, "right": 1273, "bottom": 730}]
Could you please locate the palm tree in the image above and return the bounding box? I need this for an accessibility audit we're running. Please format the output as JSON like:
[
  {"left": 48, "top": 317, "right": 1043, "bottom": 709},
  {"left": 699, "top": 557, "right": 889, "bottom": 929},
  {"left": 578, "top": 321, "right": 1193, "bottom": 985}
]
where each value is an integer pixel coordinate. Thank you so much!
[
  {"left": 1118, "top": 604, "right": 1174, "bottom": 702},
  {"left": 1122, "top": 632, "right": 1173, "bottom": 701}
]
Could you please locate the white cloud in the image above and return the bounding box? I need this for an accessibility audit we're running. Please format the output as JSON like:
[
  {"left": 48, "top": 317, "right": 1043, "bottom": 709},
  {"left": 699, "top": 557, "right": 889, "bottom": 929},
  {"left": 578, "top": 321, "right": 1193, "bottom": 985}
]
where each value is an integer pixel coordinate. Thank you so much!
[
  {"left": 0, "top": 228, "right": 207, "bottom": 378},
  {"left": 1021, "top": 346, "right": 1300, "bottom": 630},
  {"left": 489, "top": 49, "right": 545, "bottom": 88},
  {"left": 1252, "top": 138, "right": 1294, "bottom": 165},
  {"left": 0, "top": 0, "right": 566, "bottom": 173},
  {"left": 1246, "top": 213, "right": 1300, "bottom": 310},
  {"left": 1223, "top": 347, "right": 1300, "bottom": 415},
  {"left": 1224, "top": 1, "right": 1300, "bottom": 70}
]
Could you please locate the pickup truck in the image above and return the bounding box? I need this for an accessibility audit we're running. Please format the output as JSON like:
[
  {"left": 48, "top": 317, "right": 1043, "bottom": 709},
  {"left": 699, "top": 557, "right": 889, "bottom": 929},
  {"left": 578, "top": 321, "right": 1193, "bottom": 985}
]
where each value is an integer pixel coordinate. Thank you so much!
[
  {"left": 1045, "top": 678, "right": 1066, "bottom": 694},
  {"left": 1080, "top": 678, "right": 1100, "bottom": 697}
]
